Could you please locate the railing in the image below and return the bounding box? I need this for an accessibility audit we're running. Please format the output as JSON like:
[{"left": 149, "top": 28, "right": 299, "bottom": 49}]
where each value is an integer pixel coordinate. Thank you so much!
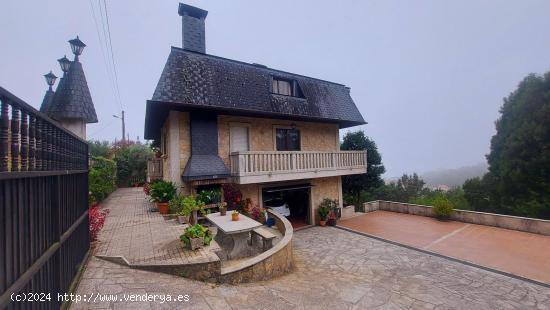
[
  {"left": 147, "top": 158, "right": 163, "bottom": 182},
  {"left": 230, "top": 150, "right": 367, "bottom": 179},
  {"left": 0, "top": 86, "right": 89, "bottom": 309}
]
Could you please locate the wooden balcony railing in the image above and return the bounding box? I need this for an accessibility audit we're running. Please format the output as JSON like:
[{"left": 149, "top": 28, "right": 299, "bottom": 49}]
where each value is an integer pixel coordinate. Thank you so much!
[{"left": 230, "top": 150, "right": 367, "bottom": 184}]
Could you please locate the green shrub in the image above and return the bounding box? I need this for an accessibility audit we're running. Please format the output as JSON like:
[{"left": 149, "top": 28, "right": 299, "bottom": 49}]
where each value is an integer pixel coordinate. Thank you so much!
[
  {"left": 318, "top": 198, "right": 336, "bottom": 221},
  {"left": 432, "top": 196, "right": 454, "bottom": 220},
  {"left": 89, "top": 156, "right": 117, "bottom": 203},
  {"left": 113, "top": 142, "right": 154, "bottom": 187},
  {"left": 182, "top": 196, "right": 205, "bottom": 216},
  {"left": 149, "top": 180, "right": 176, "bottom": 203},
  {"left": 168, "top": 195, "right": 185, "bottom": 214},
  {"left": 197, "top": 189, "right": 222, "bottom": 205},
  {"left": 179, "top": 224, "right": 213, "bottom": 246}
]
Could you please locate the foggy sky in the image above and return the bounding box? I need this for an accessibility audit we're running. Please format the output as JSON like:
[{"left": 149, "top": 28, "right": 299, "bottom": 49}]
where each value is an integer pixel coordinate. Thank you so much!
[{"left": 1, "top": 0, "right": 549, "bottom": 177}]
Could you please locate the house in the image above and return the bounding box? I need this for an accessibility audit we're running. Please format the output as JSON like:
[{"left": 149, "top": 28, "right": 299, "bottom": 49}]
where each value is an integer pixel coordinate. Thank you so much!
[{"left": 144, "top": 3, "right": 368, "bottom": 227}]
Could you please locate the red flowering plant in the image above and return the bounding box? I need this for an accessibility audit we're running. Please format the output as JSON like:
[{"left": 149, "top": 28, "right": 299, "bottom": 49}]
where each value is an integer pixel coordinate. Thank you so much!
[
  {"left": 222, "top": 183, "right": 242, "bottom": 210},
  {"left": 143, "top": 182, "right": 151, "bottom": 195},
  {"left": 249, "top": 203, "right": 267, "bottom": 223},
  {"left": 89, "top": 206, "right": 110, "bottom": 242}
]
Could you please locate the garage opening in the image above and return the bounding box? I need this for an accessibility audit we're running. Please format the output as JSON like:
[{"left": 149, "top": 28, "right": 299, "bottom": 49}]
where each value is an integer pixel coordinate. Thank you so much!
[{"left": 262, "top": 184, "right": 312, "bottom": 229}]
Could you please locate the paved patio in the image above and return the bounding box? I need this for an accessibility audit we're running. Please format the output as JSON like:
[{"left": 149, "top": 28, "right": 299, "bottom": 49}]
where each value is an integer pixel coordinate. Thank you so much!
[
  {"left": 95, "top": 188, "right": 221, "bottom": 266},
  {"left": 339, "top": 211, "right": 550, "bottom": 284},
  {"left": 72, "top": 189, "right": 550, "bottom": 309}
]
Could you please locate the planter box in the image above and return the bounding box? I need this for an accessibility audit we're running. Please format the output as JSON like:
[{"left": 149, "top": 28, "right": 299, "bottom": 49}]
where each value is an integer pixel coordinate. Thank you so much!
[
  {"left": 177, "top": 215, "right": 189, "bottom": 224},
  {"left": 188, "top": 237, "right": 204, "bottom": 251}
]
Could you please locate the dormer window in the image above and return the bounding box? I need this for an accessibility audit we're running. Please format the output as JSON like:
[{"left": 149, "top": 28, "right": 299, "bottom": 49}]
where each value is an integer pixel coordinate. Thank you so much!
[{"left": 271, "top": 77, "right": 304, "bottom": 98}]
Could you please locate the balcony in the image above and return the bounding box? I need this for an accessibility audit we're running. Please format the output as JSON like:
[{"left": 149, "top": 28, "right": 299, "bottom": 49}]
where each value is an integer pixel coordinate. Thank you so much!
[{"left": 230, "top": 151, "right": 368, "bottom": 184}]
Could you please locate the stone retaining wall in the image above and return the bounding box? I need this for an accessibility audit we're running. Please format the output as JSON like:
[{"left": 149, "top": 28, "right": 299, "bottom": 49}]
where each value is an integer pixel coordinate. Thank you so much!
[
  {"left": 218, "top": 210, "right": 294, "bottom": 284},
  {"left": 364, "top": 200, "right": 550, "bottom": 236}
]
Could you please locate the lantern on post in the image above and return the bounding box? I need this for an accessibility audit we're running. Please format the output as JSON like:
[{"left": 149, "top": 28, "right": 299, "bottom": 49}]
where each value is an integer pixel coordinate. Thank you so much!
[
  {"left": 68, "top": 36, "right": 86, "bottom": 60},
  {"left": 43, "top": 71, "right": 57, "bottom": 91},
  {"left": 57, "top": 55, "right": 71, "bottom": 74}
]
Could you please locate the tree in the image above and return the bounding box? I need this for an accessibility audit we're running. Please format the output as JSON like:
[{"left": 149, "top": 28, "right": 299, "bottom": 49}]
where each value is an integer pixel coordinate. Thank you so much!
[
  {"left": 88, "top": 140, "right": 112, "bottom": 158},
  {"left": 462, "top": 177, "right": 490, "bottom": 212},
  {"left": 395, "top": 173, "right": 425, "bottom": 202},
  {"left": 114, "top": 142, "right": 154, "bottom": 186},
  {"left": 485, "top": 72, "right": 550, "bottom": 219},
  {"left": 340, "top": 131, "right": 385, "bottom": 204}
]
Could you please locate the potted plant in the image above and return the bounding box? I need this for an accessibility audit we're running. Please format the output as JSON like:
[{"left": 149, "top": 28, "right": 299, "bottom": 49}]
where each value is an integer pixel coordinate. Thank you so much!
[
  {"left": 327, "top": 210, "right": 337, "bottom": 226},
  {"left": 219, "top": 202, "right": 227, "bottom": 216},
  {"left": 432, "top": 196, "right": 454, "bottom": 221},
  {"left": 182, "top": 196, "right": 205, "bottom": 225},
  {"left": 169, "top": 195, "right": 187, "bottom": 223},
  {"left": 231, "top": 210, "right": 240, "bottom": 221},
  {"left": 317, "top": 205, "right": 329, "bottom": 226},
  {"left": 318, "top": 198, "right": 337, "bottom": 226},
  {"left": 149, "top": 180, "right": 177, "bottom": 214},
  {"left": 179, "top": 224, "right": 213, "bottom": 250}
]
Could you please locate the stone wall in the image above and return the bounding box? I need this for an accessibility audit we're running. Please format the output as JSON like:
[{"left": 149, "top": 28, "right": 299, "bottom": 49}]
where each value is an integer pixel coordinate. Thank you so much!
[
  {"left": 364, "top": 200, "right": 550, "bottom": 236},
  {"left": 311, "top": 176, "right": 341, "bottom": 224},
  {"left": 218, "top": 115, "right": 339, "bottom": 167}
]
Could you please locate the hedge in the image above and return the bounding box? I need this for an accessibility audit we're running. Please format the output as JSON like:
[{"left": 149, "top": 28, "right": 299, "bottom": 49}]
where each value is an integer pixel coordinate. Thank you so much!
[{"left": 89, "top": 156, "right": 117, "bottom": 204}]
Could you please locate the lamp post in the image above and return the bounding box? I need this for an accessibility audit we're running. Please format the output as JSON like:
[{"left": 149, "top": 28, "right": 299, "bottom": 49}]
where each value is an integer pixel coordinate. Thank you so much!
[
  {"left": 57, "top": 55, "right": 71, "bottom": 75},
  {"left": 113, "top": 111, "right": 125, "bottom": 143},
  {"left": 43, "top": 71, "right": 57, "bottom": 91},
  {"left": 68, "top": 36, "right": 86, "bottom": 61}
]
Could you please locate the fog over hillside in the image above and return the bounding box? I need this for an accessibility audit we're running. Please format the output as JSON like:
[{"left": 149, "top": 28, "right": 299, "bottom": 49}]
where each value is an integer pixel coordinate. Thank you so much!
[{"left": 421, "top": 163, "right": 488, "bottom": 187}]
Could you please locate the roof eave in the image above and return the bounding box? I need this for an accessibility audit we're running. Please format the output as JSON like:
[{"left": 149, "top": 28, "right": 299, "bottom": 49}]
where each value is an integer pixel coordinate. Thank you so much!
[{"left": 144, "top": 100, "right": 366, "bottom": 141}]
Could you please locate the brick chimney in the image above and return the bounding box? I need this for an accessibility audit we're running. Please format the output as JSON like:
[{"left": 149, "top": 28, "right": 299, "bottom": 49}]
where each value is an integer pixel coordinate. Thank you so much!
[{"left": 178, "top": 3, "right": 208, "bottom": 53}]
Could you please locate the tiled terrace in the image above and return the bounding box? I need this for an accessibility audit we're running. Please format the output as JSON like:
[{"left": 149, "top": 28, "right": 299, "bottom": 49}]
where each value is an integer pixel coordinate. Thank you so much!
[
  {"left": 95, "top": 188, "right": 220, "bottom": 266},
  {"left": 72, "top": 188, "right": 550, "bottom": 309},
  {"left": 339, "top": 211, "right": 550, "bottom": 284}
]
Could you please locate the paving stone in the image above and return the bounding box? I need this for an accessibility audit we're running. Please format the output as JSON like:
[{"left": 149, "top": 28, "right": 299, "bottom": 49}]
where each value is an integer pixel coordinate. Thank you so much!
[{"left": 72, "top": 189, "right": 550, "bottom": 309}]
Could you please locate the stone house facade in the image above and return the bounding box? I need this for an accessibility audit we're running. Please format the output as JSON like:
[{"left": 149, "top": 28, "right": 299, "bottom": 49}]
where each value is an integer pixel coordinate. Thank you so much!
[{"left": 144, "top": 4, "right": 367, "bottom": 226}]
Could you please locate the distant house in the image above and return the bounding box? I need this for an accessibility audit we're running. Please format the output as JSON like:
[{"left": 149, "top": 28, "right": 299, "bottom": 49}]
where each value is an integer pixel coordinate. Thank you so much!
[{"left": 144, "top": 3, "right": 367, "bottom": 227}]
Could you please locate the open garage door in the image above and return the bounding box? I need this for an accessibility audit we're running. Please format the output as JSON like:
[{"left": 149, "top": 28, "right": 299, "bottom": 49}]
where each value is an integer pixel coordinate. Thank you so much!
[{"left": 262, "top": 184, "right": 312, "bottom": 229}]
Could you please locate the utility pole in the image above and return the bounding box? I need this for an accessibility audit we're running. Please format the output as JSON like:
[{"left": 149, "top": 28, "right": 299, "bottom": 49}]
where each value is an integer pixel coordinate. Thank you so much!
[{"left": 113, "top": 110, "right": 126, "bottom": 143}]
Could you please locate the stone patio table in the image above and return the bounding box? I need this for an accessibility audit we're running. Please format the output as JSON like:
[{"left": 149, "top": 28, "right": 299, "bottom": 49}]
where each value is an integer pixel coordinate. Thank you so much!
[{"left": 206, "top": 212, "right": 262, "bottom": 259}]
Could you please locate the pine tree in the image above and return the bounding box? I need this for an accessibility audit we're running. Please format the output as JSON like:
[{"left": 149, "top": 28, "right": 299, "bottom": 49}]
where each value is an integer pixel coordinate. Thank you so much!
[{"left": 485, "top": 72, "right": 550, "bottom": 218}]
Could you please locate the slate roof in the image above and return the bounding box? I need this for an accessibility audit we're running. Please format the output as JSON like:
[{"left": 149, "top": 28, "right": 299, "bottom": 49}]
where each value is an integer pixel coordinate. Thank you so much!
[
  {"left": 182, "top": 155, "right": 230, "bottom": 181},
  {"left": 145, "top": 47, "right": 365, "bottom": 140},
  {"left": 48, "top": 61, "right": 98, "bottom": 123},
  {"left": 39, "top": 89, "right": 55, "bottom": 113}
]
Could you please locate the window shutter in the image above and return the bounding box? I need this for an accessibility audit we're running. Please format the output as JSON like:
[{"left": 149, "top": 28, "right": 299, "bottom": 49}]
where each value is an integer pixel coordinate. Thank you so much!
[{"left": 230, "top": 126, "right": 249, "bottom": 152}]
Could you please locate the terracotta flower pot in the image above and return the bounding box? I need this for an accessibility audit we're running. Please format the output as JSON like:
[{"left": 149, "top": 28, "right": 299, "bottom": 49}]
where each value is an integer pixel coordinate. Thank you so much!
[
  {"left": 157, "top": 202, "right": 169, "bottom": 215},
  {"left": 231, "top": 213, "right": 239, "bottom": 221},
  {"left": 319, "top": 220, "right": 327, "bottom": 227}
]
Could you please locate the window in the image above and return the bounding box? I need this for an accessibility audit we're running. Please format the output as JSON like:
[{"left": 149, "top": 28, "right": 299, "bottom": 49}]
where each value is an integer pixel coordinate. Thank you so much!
[
  {"left": 230, "top": 125, "right": 250, "bottom": 152},
  {"left": 272, "top": 78, "right": 292, "bottom": 96},
  {"left": 272, "top": 78, "right": 305, "bottom": 97},
  {"left": 275, "top": 128, "right": 301, "bottom": 151}
]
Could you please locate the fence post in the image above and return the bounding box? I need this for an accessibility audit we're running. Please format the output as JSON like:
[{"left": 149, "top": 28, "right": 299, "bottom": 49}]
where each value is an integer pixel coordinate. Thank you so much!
[
  {"left": 0, "top": 99, "right": 8, "bottom": 171},
  {"left": 29, "top": 115, "right": 35, "bottom": 170},
  {"left": 11, "top": 105, "right": 20, "bottom": 171}
]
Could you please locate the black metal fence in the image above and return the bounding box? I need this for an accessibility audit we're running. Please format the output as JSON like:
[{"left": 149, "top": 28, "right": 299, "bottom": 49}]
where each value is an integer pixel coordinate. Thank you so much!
[{"left": 0, "top": 86, "right": 89, "bottom": 309}]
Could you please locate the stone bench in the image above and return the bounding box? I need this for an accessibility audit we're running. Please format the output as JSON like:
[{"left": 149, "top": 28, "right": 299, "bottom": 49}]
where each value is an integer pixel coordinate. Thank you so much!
[{"left": 251, "top": 227, "right": 276, "bottom": 251}]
